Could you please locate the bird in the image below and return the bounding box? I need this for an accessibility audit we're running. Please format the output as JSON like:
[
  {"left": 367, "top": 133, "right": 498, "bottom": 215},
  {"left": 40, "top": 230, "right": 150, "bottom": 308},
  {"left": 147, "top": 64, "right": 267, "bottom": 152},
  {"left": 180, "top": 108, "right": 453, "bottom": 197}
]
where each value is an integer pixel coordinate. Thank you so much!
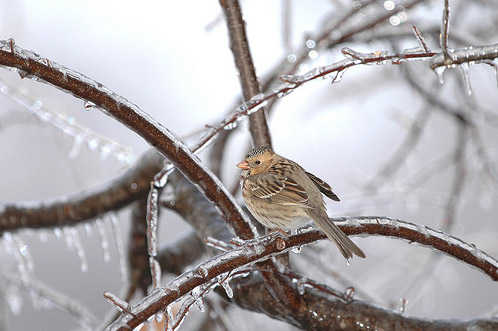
[{"left": 237, "top": 146, "right": 365, "bottom": 260}]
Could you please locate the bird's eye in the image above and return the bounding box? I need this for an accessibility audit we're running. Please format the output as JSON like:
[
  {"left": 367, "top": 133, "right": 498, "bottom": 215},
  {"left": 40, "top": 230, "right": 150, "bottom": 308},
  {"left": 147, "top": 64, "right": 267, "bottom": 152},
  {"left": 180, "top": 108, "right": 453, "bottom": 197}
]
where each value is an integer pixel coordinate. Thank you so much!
[{"left": 255, "top": 160, "right": 261, "bottom": 165}]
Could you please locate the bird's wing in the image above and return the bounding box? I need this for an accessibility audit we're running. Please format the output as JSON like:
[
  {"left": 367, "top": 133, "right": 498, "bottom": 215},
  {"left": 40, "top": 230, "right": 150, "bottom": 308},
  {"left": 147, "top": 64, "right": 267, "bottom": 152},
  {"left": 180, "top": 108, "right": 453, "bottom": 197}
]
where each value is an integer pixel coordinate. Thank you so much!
[
  {"left": 245, "top": 173, "right": 310, "bottom": 206},
  {"left": 305, "top": 171, "right": 340, "bottom": 202}
]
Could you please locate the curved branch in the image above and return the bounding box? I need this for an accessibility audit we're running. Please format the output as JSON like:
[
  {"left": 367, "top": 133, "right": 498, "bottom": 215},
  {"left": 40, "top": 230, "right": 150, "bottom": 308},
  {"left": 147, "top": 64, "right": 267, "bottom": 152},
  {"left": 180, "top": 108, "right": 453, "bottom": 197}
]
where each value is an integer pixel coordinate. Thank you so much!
[
  {"left": 0, "top": 149, "right": 163, "bottom": 234},
  {"left": 0, "top": 42, "right": 257, "bottom": 241},
  {"left": 106, "top": 215, "right": 497, "bottom": 329}
]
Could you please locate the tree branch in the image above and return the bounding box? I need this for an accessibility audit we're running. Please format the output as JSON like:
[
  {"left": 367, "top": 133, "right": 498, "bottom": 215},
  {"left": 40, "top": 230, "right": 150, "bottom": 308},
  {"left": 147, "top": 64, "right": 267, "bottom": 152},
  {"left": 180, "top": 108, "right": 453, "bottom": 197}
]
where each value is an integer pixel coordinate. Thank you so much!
[
  {"left": 220, "top": 0, "right": 272, "bottom": 148},
  {"left": 0, "top": 41, "right": 257, "bottom": 241},
  {"left": 0, "top": 149, "right": 163, "bottom": 234}
]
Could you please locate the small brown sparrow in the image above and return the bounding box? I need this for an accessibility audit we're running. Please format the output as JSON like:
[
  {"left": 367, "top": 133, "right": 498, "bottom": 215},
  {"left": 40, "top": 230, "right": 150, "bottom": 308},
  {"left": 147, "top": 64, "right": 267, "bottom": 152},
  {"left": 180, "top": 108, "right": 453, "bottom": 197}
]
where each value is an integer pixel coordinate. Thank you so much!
[{"left": 237, "top": 146, "right": 365, "bottom": 260}]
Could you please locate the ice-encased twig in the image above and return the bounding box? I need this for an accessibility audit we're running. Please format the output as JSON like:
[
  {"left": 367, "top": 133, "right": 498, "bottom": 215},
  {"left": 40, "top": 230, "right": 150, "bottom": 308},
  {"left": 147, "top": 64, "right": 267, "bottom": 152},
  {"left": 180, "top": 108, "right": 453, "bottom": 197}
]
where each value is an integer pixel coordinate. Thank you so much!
[
  {"left": 429, "top": 43, "right": 498, "bottom": 70},
  {"left": 2, "top": 273, "right": 98, "bottom": 328},
  {"left": 0, "top": 78, "right": 134, "bottom": 167}
]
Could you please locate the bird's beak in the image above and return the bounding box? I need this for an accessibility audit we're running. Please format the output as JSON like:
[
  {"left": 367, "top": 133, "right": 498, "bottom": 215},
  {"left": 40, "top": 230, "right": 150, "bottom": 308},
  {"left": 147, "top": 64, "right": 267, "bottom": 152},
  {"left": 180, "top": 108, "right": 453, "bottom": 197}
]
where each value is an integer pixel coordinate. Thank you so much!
[{"left": 236, "top": 161, "right": 250, "bottom": 170}]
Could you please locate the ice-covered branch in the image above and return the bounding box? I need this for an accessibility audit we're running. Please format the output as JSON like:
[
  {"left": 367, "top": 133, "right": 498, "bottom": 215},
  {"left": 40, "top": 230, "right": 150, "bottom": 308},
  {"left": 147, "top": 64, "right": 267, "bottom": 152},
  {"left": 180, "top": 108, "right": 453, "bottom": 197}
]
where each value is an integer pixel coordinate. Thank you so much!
[
  {"left": 0, "top": 40, "right": 257, "bottom": 241},
  {"left": 230, "top": 272, "right": 498, "bottom": 330},
  {"left": 107, "top": 215, "right": 497, "bottom": 329},
  {"left": 221, "top": 0, "right": 272, "bottom": 148},
  {"left": 0, "top": 149, "right": 163, "bottom": 234},
  {"left": 430, "top": 43, "right": 498, "bottom": 70}
]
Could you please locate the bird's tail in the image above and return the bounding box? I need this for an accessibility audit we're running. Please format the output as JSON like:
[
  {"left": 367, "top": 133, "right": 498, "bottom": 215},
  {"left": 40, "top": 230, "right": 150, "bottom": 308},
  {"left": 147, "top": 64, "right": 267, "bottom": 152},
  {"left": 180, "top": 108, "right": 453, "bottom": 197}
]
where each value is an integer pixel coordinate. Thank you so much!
[{"left": 309, "top": 210, "right": 366, "bottom": 260}]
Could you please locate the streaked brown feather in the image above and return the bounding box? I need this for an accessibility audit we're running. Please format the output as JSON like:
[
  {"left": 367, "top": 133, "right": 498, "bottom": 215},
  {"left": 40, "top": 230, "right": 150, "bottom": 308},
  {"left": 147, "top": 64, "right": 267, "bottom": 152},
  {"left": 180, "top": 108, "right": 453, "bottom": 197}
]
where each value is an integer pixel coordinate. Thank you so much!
[
  {"left": 246, "top": 173, "right": 309, "bottom": 206},
  {"left": 305, "top": 171, "right": 340, "bottom": 201}
]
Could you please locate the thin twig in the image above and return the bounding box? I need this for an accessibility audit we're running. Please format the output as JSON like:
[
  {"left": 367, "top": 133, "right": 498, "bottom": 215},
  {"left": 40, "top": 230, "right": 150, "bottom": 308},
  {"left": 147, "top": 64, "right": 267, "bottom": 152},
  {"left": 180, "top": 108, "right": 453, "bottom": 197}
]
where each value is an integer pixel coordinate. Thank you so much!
[{"left": 440, "top": 0, "right": 451, "bottom": 62}]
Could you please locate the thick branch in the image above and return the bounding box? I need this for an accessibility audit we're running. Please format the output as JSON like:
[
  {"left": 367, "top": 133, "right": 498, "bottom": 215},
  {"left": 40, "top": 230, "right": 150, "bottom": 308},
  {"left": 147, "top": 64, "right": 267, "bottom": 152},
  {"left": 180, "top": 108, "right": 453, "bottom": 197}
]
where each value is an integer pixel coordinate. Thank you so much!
[
  {"left": 0, "top": 149, "right": 163, "bottom": 234},
  {"left": 231, "top": 273, "right": 498, "bottom": 330}
]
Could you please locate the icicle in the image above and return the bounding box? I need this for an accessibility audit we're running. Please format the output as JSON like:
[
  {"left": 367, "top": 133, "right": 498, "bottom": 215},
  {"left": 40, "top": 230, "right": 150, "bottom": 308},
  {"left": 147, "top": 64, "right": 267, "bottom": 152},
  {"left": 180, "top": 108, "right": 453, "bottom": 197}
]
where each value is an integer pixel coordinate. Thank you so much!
[
  {"left": 99, "top": 144, "right": 113, "bottom": 161},
  {"left": 68, "top": 135, "right": 83, "bottom": 159},
  {"left": 434, "top": 66, "right": 446, "bottom": 84},
  {"left": 69, "top": 227, "right": 88, "bottom": 272},
  {"left": 108, "top": 213, "right": 128, "bottom": 282},
  {"left": 297, "top": 280, "right": 306, "bottom": 295},
  {"left": 191, "top": 288, "right": 205, "bottom": 312},
  {"left": 219, "top": 276, "right": 233, "bottom": 298},
  {"left": 493, "top": 59, "right": 498, "bottom": 88},
  {"left": 95, "top": 219, "right": 111, "bottom": 263},
  {"left": 459, "top": 62, "right": 472, "bottom": 95},
  {"left": 149, "top": 257, "right": 162, "bottom": 289},
  {"left": 84, "top": 222, "right": 93, "bottom": 236},
  {"left": 53, "top": 227, "right": 63, "bottom": 240},
  {"left": 29, "top": 288, "right": 42, "bottom": 310},
  {"left": 165, "top": 304, "right": 174, "bottom": 331},
  {"left": 6, "top": 285, "right": 23, "bottom": 315}
]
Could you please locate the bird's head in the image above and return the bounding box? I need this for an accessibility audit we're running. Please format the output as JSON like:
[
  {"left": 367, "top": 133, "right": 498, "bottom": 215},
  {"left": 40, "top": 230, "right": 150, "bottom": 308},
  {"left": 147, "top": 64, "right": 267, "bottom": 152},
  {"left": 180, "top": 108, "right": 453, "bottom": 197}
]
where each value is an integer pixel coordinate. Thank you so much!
[{"left": 237, "top": 146, "right": 275, "bottom": 176}]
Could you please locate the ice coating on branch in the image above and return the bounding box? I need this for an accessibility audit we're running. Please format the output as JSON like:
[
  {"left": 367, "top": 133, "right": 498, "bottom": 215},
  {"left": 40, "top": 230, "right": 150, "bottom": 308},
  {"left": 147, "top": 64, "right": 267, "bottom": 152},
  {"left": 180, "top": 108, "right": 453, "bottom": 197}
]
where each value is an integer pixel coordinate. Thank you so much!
[
  {"left": 95, "top": 218, "right": 111, "bottom": 263},
  {"left": 103, "top": 291, "right": 130, "bottom": 313},
  {"left": 109, "top": 213, "right": 128, "bottom": 283},
  {"left": 3, "top": 41, "right": 254, "bottom": 238},
  {"left": 354, "top": 217, "right": 498, "bottom": 269},
  {"left": 280, "top": 58, "right": 352, "bottom": 84},
  {"left": 146, "top": 185, "right": 162, "bottom": 290},
  {"left": 153, "top": 165, "right": 172, "bottom": 189}
]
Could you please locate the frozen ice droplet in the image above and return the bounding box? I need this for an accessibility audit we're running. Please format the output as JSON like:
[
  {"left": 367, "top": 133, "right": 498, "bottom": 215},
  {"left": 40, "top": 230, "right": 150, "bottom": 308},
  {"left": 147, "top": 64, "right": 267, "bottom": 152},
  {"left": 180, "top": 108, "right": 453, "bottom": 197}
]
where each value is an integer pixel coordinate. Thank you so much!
[
  {"left": 223, "top": 121, "right": 238, "bottom": 130},
  {"left": 459, "top": 62, "right": 472, "bottom": 95},
  {"left": 434, "top": 66, "right": 446, "bottom": 84},
  {"left": 84, "top": 101, "right": 95, "bottom": 111},
  {"left": 297, "top": 281, "right": 306, "bottom": 295}
]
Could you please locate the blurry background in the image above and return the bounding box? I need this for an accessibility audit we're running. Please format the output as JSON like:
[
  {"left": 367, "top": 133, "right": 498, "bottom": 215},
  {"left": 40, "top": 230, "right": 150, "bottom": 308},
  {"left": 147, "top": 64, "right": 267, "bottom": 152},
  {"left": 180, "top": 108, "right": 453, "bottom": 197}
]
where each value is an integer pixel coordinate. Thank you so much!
[{"left": 1, "top": 0, "right": 498, "bottom": 330}]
